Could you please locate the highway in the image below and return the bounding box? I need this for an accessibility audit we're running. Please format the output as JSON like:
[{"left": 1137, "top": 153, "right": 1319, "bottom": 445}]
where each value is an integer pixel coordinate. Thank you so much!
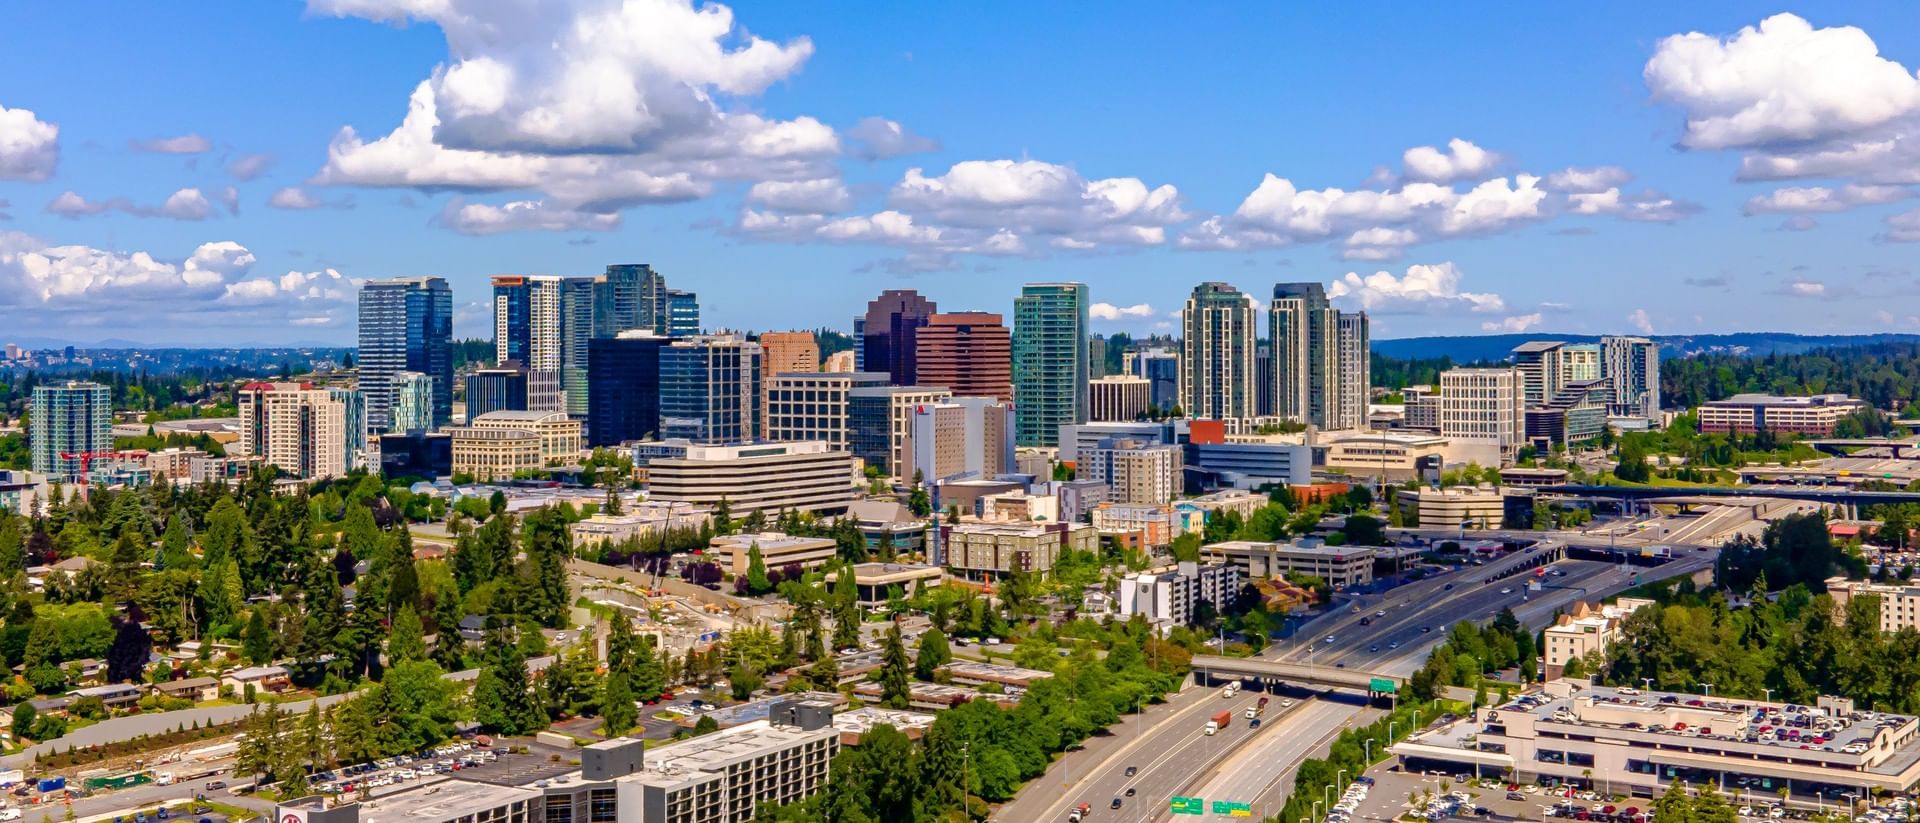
[
  {"left": 1175, "top": 546, "right": 1723, "bottom": 823},
  {"left": 1004, "top": 538, "right": 1723, "bottom": 823}
]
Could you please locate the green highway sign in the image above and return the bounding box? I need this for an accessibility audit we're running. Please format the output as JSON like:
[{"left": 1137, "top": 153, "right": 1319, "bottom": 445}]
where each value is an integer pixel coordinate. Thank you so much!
[
  {"left": 1370, "top": 677, "right": 1398, "bottom": 693},
  {"left": 1212, "top": 800, "right": 1253, "bottom": 815},
  {"left": 1170, "top": 796, "right": 1204, "bottom": 815}
]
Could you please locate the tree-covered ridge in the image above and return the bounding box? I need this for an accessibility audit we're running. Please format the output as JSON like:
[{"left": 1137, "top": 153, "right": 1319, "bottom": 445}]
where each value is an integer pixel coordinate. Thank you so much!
[{"left": 1661, "top": 343, "right": 1920, "bottom": 411}]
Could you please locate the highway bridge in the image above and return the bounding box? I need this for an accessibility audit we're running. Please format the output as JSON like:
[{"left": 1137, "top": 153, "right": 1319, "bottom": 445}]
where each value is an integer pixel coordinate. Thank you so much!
[
  {"left": 1190, "top": 654, "right": 1405, "bottom": 698},
  {"left": 1543, "top": 484, "right": 1920, "bottom": 513}
]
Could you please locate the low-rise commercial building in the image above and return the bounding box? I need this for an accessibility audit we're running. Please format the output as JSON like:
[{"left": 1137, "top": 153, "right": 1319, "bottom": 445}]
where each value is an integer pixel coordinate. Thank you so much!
[
  {"left": 824, "top": 562, "right": 944, "bottom": 607},
  {"left": 941, "top": 521, "right": 1096, "bottom": 578},
  {"left": 711, "top": 532, "right": 837, "bottom": 576},
  {"left": 292, "top": 701, "right": 841, "bottom": 823},
  {"left": 1500, "top": 467, "right": 1571, "bottom": 488},
  {"left": 1392, "top": 682, "right": 1920, "bottom": 799},
  {"left": 940, "top": 661, "right": 1055, "bottom": 689},
  {"left": 1201, "top": 538, "right": 1375, "bottom": 588},
  {"left": 448, "top": 426, "right": 542, "bottom": 481},
  {"left": 1542, "top": 597, "right": 1655, "bottom": 680},
  {"left": 645, "top": 441, "right": 856, "bottom": 517},
  {"left": 1323, "top": 432, "right": 1449, "bottom": 482},
  {"left": 1397, "top": 485, "right": 1509, "bottom": 529},
  {"left": 979, "top": 491, "right": 1060, "bottom": 523},
  {"left": 1184, "top": 489, "right": 1267, "bottom": 520},
  {"left": 1118, "top": 560, "right": 1244, "bottom": 629},
  {"left": 569, "top": 503, "right": 713, "bottom": 549},
  {"left": 468, "top": 410, "right": 582, "bottom": 464},
  {"left": 1699, "top": 393, "right": 1870, "bottom": 436},
  {"left": 1090, "top": 502, "right": 1200, "bottom": 548}
]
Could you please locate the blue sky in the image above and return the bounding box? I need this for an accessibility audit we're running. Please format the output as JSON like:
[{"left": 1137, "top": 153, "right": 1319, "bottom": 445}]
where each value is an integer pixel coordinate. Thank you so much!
[{"left": 3, "top": 1, "right": 1919, "bottom": 345}]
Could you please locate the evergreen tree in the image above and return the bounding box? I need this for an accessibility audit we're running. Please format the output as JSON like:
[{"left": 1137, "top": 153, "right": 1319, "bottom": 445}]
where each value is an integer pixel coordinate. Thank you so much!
[
  {"left": 631, "top": 636, "right": 666, "bottom": 701},
  {"left": 0, "top": 516, "right": 22, "bottom": 578},
  {"left": 1652, "top": 779, "right": 1694, "bottom": 823},
  {"left": 431, "top": 591, "right": 466, "bottom": 671},
  {"left": 158, "top": 515, "right": 195, "bottom": 571},
  {"left": 243, "top": 608, "right": 274, "bottom": 665},
  {"left": 607, "top": 612, "right": 636, "bottom": 672},
  {"left": 388, "top": 605, "right": 427, "bottom": 665},
  {"left": 745, "top": 543, "right": 771, "bottom": 595},
  {"left": 914, "top": 627, "right": 951, "bottom": 681},
  {"left": 878, "top": 624, "right": 911, "bottom": 709},
  {"left": 600, "top": 670, "right": 637, "bottom": 735},
  {"left": 831, "top": 572, "right": 862, "bottom": 651}
]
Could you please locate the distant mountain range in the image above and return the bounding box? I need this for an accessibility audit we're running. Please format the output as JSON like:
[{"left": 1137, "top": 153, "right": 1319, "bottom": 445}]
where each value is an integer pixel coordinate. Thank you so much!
[{"left": 1371, "top": 332, "right": 1920, "bottom": 363}]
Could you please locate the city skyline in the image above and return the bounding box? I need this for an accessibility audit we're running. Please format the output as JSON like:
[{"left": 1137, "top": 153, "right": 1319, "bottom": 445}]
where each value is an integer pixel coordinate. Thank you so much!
[{"left": 4, "top": 3, "right": 1920, "bottom": 345}]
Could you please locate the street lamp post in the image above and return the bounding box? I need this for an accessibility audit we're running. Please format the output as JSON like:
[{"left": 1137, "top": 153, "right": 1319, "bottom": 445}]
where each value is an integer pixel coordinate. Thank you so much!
[
  {"left": 1762, "top": 687, "right": 1774, "bottom": 704},
  {"left": 1640, "top": 677, "right": 1654, "bottom": 691},
  {"left": 1700, "top": 682, "right": 1715, "bottom": 698}
]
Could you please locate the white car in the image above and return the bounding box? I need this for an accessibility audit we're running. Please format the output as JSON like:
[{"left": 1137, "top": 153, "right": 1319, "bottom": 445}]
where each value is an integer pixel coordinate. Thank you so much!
[{"left": 1500, "top": 587, "right": 1514, "bottom": 594}]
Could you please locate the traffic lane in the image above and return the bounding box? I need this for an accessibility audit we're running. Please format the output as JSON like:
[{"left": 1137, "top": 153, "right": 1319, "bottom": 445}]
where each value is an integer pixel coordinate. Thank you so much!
[
  {"left": 1098, "top": 690, "right": 1305, "bottom": 822},
  {"left": 1293, "top": 559, "right": 1619, "bottom": 665},
  {"left": 1048, "top": 690, "right": 1268, "bottom": 821},
  {"left": 1180, "top": 697, "right": 1378, "bottom": 822},
  {"left": 1008, "top": 677, "right": 1232, "bottom": 823}
]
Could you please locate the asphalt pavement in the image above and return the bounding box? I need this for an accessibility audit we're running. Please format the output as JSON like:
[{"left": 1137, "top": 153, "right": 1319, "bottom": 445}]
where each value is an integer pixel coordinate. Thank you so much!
[{"left": 1004, "top": 538, "right": 1721, "bottom": 823}]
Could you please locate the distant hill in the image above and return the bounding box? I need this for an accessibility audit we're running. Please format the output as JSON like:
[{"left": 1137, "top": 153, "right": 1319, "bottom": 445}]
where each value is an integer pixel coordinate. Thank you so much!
[{"left": 1372, "top": 332, "right": 1920, "bottom": 363}]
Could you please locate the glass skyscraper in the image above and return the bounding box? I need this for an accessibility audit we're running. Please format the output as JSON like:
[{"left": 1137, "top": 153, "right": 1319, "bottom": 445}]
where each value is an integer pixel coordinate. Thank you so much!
[
  {"left": 587, "top": 332, "right": 669, "bottom": 447},
  {"left": 666, "top": 289, "right": 701, "bottom": 337},
  {"left": 31, "top": 381, "right": 112, "bottom": 484},
  {"left": 357, "top": 276, "right": 453, "bottom": 432},
  {"left": 1180, "top": 282, "right": 1259, "bottom": 420},
  {"left": 659, "top": 335, "right": 761, "bottom": 444},
  {"left": 388, "top": 371, "right": 436, "bottom": 434},
  {"left": 561, "top": 277, "right": 599, "bottom": 419},
  {"left": 1012, "top": 282, "right": 1089, "bottom": 447}
]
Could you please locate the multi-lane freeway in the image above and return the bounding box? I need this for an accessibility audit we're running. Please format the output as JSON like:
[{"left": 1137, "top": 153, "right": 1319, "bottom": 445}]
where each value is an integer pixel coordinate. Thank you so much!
[{"left": 1002, "top": 532, "right": 1724, "bottom": 823}]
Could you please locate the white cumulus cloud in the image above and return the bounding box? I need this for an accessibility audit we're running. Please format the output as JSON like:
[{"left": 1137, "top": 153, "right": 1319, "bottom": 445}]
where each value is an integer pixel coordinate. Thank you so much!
[
  {"left": 309, "top": 0, "right": 817, "bottom": 156},
  {"left": 0, "top": 102, "right": 59, "bottom": 181},
  {"left": 1743, "top": 184, "right": 1911, "bottom": 214},
  {"left": 1402, "top": 138, "right": 1502, "bottom": 184},
  {"left": 1090, "top": 302, "right": 1154, "bottom": 321},
  {"left": 746, "top": 178, "right": 851, "bottom": 214},
  {"left": 1482, "top": 313, "right": 1544, "bottom": 333},
  {"left": 1645, "top": 13, "right": 1920, "bottom": 151},
  {"left": 1628, "top": 308, "right": 1655, "bottom": 334},
  {"left": 438, "top": 199, "right": 622, "bottom": 236},
  {"left": 0, "top": 233, "right": 246, "bottom": 306},
  {"left": 1326, "top": 262, "right": 1505, "bottom": 314}
]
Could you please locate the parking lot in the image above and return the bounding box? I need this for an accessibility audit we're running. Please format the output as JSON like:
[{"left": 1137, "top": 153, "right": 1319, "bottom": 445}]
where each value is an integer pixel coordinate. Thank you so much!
[{"left": 1356, "top": 765, "right": 1910, "bottom": 822}]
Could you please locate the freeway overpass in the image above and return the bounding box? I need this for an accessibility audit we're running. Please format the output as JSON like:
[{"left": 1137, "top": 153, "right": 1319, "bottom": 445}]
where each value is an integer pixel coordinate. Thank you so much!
[
  {"left": 1544, "top": 483, "right": 1920, "bottom": 510},
  {"left": 1190, "top": 654, "right": 1404, "bottom": 698}
]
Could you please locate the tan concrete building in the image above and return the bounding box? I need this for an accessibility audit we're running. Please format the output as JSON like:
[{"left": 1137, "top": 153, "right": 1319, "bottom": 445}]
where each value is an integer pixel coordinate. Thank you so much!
[
  {"left": 1828, "top": 578, "right": 1920, "bottom": 633},
  {"left": 711, "top": 532, "right": 837, "bottom": 576},
  {"left": 1201, "top": 538, "right": 1376, "bottom": 588},
  {"left": 1397, "top": 485, "right": 1508, "bottom": 529},
  {"left": 448, "top": 426, "right": 542, "bottom": 481},
  {"left": 236, "top": 381, "right": 365, "bottom": 480},
  {"left": 1542, "top": 597, "right": 1655, "bottom": 680},
  {"left": 941, "top": 521, "right": 1096, "bottom": 578},
  {"left": 758, "top": 331, "right": 820, "bottom": 434},
  {"left": 645, "top": 441, "right": 856, "bottom": 516},
  {"left": 468, "top": 410, "right": 581, "bottom": 465},
  {"left": 1324, "top": 432, "right": 1450, "bottom": 481},
  {"left": 1088, "top": 375, "right": 1151, "bottom": 422}
]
